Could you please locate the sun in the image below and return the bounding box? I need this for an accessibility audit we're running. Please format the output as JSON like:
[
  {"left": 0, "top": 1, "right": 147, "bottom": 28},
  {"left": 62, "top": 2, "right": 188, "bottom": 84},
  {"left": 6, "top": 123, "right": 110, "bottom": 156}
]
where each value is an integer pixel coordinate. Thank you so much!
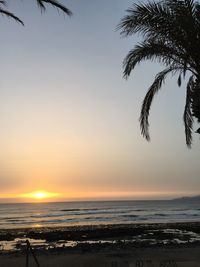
[
  {"left": 32, "top": 191, "right": 48, "bottom": 199},
  {"left": 19, "top": 190, "right": 60, "bottom": 201}
]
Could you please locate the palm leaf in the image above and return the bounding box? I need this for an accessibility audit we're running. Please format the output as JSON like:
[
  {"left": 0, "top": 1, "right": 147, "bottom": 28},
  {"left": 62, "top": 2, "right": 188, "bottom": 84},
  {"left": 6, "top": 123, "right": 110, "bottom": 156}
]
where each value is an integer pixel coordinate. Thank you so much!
[
  {"left": 0, "top": 8, "right": 24, "bottom": 25},
  {"left": 36, "top": 0, "right": 72, "bottom": 16},
  {"left": 140, "top": 67, "right": 174, "bottom": 141},
  {"left": 0, "top": 0, "right": 72, "bottom": 26},
  {"left": 123, "top": 40, "right": 185, "bottom": 78},
  {"left": 190, "top": 80, "right": 200, "bottom": 122},
  {"left": 183, "top": 76, "right": 194, "bottom": 148}
]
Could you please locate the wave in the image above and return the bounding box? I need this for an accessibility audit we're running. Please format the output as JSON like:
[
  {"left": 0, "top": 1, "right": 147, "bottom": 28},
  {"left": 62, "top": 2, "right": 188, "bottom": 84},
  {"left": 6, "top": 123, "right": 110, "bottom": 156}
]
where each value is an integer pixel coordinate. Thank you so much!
[
  {"left": 60, "top": 208, "right": 154, "bottom": 213},
  {"left": 0, "top": 201, "right": 200, "bottom": 229},
  {"left": 153, "top": 213, "right": 167, "bottom": 217},
  {"left": 83, "top": 216, "right": 111, "bottom": 221},
  {"left": 60, "top": 208, "right": 99, "bottom": 212},
  {"left": 59, "top": 209, "right": 139, "bottom": 216},
  {"left": 0, "top": 216, "right": 26, "bottom": 221},
  {"left": 30, "top": 213, "right": 65, "bottom": 218},
  {"left": 122, "top": 215, "right": 139, "bottom": 218}
]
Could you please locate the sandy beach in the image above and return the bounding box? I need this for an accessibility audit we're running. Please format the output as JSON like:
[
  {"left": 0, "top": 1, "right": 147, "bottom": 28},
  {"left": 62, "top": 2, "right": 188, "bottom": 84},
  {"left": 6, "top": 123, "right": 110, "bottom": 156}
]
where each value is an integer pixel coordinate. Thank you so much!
[
  {"left": 0, "top": 246, "right": 200, "bottom": 267},
  {"left": 0, "top": 222, "right": 200, "bottom": 266}
]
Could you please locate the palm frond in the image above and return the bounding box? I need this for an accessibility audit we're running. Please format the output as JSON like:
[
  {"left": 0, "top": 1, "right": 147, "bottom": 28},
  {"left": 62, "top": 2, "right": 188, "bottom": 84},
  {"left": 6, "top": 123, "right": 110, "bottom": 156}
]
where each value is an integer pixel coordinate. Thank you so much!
[
  {"left": 0, "top": 8, "right": 24, "bottom": 25},
  {"left": 118, "top": 1, "right": 171, "bottom": 37},
  {"left": 119, "top": 0, "right": 200, "bottom": 69},
  {"left": 184, "top": 0, "right": 196, "bottom": 17},
  {"left": 183, "top": 76, "right": 194, "bottom": 148},
  {"left": 0, "top": 0, "right": 72, "bottom": 26},
  {"left": 190, "top": 80, "right": 200, "bottom": 122},
  {"left": 123, "top": 40, "right": 186, "bottom": 78},
  {"left": 195, "top": 2, "right": 200, "bottom": 25},
  {"left": 119, "top": 0, "right": 200, "bottom": 147},
  {"left": 140, "top": 67, "right": 174, "bottom": 141},
  {"left": 36, "top": 0, "right": 72, "bottom": 16}
]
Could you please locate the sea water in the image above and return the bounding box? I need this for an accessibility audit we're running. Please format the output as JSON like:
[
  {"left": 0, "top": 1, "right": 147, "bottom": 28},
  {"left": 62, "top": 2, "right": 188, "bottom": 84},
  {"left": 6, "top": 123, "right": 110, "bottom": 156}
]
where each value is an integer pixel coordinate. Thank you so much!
[{"left": 0, "top": 200, "right": 199, "bottom": 229}]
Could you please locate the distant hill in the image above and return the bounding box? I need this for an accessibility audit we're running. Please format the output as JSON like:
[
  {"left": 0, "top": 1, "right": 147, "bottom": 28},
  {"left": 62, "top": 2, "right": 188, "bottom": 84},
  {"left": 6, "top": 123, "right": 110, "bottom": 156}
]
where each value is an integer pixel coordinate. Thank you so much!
[{"left": 172, "top": 195, "right": 200, "bottom": 201}]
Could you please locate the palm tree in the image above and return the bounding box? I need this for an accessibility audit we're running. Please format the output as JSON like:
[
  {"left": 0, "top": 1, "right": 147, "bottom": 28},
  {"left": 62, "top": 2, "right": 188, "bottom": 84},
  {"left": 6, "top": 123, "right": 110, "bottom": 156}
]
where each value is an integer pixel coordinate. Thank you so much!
[
  {"left": 118, "top": 0, "right": 200, "bottom": 148},
  {"left": 0, "top": 0, "right": 72, "bottom": 25}
]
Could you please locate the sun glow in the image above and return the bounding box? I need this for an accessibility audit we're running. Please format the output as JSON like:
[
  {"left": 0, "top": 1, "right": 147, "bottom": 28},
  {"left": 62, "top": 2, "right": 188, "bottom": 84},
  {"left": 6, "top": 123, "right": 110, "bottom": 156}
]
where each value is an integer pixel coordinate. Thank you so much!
[
  {"left": 20, "top": 191, "right": 60, "bottom": 201},
  {"left": 32, "top": 191, "right": 48, "bottom": 199}
]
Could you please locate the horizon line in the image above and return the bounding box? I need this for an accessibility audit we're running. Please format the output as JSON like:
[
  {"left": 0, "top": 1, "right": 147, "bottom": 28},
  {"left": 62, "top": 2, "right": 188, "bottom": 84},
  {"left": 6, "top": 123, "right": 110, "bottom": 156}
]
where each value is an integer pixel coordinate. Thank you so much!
[{"left": 0, "top": 195, "right": 199, "bottom": 204}]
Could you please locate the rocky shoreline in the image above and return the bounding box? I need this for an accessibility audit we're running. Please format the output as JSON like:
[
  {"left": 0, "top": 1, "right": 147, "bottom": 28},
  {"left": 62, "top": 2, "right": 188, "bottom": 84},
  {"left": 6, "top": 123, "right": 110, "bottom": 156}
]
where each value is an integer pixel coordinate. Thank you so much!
[{"left": 0, "top": 222, "right": 200, "bottom": 253}]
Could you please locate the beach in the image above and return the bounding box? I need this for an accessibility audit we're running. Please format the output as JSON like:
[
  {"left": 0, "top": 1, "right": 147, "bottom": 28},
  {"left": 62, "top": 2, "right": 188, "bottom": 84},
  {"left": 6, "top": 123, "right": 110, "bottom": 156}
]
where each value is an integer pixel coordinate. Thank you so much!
[
  {"left": 0, "top": 222, "right": 200, "bottom": 266},
  {"left": 0, "top": 246, "right": 200, "bottom": 267}
]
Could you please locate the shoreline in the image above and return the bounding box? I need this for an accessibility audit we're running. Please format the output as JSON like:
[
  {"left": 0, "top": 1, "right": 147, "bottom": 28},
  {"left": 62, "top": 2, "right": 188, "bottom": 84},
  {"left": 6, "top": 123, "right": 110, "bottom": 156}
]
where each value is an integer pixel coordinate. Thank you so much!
[
  {"left": 1, "top": 220, "right": 200, "bottom": 231},
  {"left": 0, "top": 222, "right": 200, "bottom": 267},
  {"left": 0, "top": 221, "right": 200, "bottom": 252}
]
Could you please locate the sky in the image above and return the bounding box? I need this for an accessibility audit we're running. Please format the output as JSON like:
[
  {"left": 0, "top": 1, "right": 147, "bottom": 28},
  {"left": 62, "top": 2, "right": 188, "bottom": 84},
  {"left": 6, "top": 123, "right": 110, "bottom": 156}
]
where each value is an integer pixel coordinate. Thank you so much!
[{"left": 0, "top": 0, "right": 199, "bottom": 202}]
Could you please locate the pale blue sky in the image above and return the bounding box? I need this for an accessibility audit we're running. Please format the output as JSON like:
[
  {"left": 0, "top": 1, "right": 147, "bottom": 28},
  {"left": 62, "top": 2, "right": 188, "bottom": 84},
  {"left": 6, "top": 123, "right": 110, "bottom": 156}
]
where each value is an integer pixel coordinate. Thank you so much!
[{"left": 0, "top": 0, "right": 199, "bottom": 201}]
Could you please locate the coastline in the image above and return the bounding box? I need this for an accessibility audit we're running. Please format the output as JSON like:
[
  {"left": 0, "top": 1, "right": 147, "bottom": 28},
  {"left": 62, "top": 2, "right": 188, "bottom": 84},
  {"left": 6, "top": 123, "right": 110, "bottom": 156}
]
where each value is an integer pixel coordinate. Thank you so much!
[
  {"left": 0, "top": 222, "right": 200, "bottom": 266},
  {"left": 0, "top": 221, "right": 200, "bottom": 249}
]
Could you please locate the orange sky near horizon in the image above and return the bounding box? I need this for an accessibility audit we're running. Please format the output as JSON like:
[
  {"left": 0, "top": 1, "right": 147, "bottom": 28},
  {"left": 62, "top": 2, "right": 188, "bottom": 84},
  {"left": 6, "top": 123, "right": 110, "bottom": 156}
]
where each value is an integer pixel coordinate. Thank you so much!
[
  {"left": 0, "top": 0, "right": 200, "bottom": 203},
  {"left": 0, "top": 190, "right": 198, "bottom": 203}
]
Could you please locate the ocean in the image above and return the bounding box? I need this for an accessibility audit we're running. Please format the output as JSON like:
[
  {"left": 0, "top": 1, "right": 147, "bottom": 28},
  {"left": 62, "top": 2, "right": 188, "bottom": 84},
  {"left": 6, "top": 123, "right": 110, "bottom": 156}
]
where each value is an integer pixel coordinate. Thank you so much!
[{"left": 0, "top": 200, "right": 199, "bottom": 229}]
